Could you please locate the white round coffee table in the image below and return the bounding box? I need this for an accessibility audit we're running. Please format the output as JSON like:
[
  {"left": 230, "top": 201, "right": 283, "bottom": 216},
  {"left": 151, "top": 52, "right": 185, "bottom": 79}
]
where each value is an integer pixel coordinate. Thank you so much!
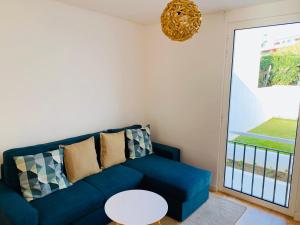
[{"left": 105, "top": 190, "right": 168, "bottom": 225}]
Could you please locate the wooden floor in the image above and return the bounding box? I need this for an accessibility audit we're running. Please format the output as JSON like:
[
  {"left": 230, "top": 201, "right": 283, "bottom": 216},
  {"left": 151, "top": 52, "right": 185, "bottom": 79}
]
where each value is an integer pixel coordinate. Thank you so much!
[
  {"left": 215, "top": 192, "right": 300, "bottom": 225},
  {"left": 110, "top": 192, "right": 300, "bottom": 225}
]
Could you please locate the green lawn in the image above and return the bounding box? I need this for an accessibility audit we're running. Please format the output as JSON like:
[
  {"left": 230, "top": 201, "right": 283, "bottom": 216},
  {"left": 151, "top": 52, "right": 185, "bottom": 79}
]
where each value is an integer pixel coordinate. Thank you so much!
[{"left": 234, "top": 118, "right": 297, "bottom": 153}]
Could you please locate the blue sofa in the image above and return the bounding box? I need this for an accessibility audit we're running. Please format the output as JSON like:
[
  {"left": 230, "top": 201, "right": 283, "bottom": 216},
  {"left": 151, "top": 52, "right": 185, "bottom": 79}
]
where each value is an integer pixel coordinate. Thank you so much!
[{"left": 0, "top": 125, "right": 211, "bottom": 225}]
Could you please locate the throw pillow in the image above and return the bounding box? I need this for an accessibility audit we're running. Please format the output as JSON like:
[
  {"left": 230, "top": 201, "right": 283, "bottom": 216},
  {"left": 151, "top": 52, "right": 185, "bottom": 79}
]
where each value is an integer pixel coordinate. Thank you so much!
[
  {"left": 105, "top": 125, "right": 142, "bottom": 158},
  {"left": 100, "top": 131, "right": 126, "bottom": 169},
  {"left": 126, "top": 125, "right": 153, "bottom": 159},
  {"left": 62, "top": 137, "right": 101, "bottom": 183},
  {"left": 14, "top": 149, "right": 70, "bottom": 201}
]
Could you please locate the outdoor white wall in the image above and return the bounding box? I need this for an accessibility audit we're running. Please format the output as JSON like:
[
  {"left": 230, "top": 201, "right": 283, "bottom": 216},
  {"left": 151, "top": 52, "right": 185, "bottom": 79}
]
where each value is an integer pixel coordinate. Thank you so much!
[
  {"left": 228, "top": 29, "right": 270, "bottom": 137},
  {"left": 0, "top": 0, "right": 146, "bottom": 164},
  {"left": 260, "top": 86, "right": 300, "bottom": 120},
  {"left": 229, "top": 25, "right": 300, "bottom": 137},
  {"left": 144, "top": 12, "right": 226, "bottom": 188}
]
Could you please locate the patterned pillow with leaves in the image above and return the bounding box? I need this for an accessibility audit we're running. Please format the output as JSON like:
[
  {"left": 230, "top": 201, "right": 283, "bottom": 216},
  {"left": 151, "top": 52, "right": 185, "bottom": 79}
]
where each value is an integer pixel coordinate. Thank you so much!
[
  {"left": 126, "top": 125, "right": 153, "bottom": 159},
  {"left": 14, "top": 149, "right": 71, "bottom": 201}
]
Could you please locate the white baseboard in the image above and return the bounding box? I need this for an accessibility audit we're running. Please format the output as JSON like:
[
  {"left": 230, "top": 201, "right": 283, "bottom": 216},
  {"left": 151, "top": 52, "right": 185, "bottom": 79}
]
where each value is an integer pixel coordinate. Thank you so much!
[
  {"left": 294, "top": 212, "right": 300, "bottom": 222},
  {"left": 210, "top": 185, "right": 218, "bottom": 192}
]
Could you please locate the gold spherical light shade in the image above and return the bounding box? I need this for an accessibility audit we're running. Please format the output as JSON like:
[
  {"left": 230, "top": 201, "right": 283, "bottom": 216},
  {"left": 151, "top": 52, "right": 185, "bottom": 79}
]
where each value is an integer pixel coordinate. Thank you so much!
[{"left": 161, "top": 0, "right": 202, "bottom": 42}]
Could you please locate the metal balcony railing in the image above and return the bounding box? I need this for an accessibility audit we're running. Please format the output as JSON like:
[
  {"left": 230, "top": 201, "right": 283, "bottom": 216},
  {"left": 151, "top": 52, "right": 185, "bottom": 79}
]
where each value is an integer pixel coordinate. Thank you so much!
[{"left": 224, "top": 132, "right": 295, "bottom": 208}]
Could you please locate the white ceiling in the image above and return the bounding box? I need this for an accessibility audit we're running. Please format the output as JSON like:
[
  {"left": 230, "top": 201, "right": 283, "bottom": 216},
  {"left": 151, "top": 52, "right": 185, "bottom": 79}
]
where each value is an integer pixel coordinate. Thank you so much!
[{"left": 55, "top": 0, "right": 282, "bottom": 25}]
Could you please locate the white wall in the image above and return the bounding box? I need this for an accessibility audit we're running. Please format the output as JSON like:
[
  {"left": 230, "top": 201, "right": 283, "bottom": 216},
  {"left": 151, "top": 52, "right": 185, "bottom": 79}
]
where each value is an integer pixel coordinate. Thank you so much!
[
  {"left": 0, "top": 0, "right": 146, "bottom": 164},
  {"left": 143, "top": 0, "right": 300, "bottom": 207},
  {"left": 144, "top": 12, "right": 226, "bottom": 188},
  {"left": 225, "top": 0, "right": 300, "bottom": 23},
  {"left": 2, "top": 0, "right": 300, "bottom": 219}
]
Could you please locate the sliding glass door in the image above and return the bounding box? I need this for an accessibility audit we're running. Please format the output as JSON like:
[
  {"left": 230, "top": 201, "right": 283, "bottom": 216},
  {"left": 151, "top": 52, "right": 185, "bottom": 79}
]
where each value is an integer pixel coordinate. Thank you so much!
[{"left": 220, "top": 21, "right": 300, "bottom": 216}]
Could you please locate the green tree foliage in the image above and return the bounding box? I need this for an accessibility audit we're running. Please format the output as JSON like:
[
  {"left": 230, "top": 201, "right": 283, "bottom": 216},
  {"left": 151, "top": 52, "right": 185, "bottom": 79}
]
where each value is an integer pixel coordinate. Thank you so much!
[
  {"left": 259, "top": 41, "right": 300, "bottom": 87},
  {"left": 260, "top": 55, "right": 272, "bottom": 71}
]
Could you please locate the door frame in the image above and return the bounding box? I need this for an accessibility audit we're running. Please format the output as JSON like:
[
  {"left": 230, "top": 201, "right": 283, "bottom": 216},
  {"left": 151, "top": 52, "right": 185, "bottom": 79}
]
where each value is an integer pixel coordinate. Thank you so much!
[{"left": 217, "top": 14, "right": 300, "bottom": 217}]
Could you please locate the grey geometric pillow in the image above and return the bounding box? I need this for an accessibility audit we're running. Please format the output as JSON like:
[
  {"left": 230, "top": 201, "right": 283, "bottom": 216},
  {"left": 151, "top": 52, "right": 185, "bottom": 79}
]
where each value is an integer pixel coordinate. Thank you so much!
[
  {"left": 14, "top": 148, "right": 71, "bottom": 201},
  {"left": 126, "top": 125, "right": 153, "bottom": 159}
]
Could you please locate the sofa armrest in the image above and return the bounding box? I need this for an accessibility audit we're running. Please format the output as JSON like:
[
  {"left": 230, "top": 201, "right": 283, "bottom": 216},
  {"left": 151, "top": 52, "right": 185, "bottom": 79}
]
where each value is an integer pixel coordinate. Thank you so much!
[
  {"left": 0, "top": 181, "right": 38, "bottom": 225},
  {"left": 152, "top": 142, "right": 180, "bottom": 161}
]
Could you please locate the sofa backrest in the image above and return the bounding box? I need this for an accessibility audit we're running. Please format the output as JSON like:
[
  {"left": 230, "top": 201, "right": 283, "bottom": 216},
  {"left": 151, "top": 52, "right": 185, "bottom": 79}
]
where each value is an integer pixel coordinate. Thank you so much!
[{"left": 2, "top": 124, "right": 141, "bottom": 192}]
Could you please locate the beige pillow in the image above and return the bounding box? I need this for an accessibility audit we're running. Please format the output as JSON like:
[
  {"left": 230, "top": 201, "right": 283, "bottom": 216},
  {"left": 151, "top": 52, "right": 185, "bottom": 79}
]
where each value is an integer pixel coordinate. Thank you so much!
[
  {"left": 62, "top": 137, "right": 101, "bottom": 183},
  {"left": 100, "top": 131, "right": 126, "bottom": 169}
]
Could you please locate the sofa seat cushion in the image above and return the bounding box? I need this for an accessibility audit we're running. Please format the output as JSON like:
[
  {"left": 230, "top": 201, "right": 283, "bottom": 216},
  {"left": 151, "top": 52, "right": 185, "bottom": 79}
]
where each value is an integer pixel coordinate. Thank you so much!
[
  {"left": 84, "top": 165, "right": 143, "bottom": 198},
  {"left": 30, "top": 181, "right": 105, "bottom": 225},
  {"left": 123, "top": 154, "right": 211, "bottom": 202}
]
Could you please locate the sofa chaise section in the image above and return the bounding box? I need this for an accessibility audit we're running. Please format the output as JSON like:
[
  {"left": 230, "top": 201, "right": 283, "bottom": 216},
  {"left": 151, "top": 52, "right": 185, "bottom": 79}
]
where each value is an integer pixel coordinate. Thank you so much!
[{"left": 123, "top": 147, "right": 211, "bottom": 221}]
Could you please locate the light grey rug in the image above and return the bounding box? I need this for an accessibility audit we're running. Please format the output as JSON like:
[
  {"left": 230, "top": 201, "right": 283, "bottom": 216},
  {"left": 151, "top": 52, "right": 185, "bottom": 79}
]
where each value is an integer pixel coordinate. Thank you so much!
[
  {"left": 109, "top": 194, "right": 247, "bottom": 225},
  {"left": 179, "top": 194, "right": 246, "bottom": 225}
]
